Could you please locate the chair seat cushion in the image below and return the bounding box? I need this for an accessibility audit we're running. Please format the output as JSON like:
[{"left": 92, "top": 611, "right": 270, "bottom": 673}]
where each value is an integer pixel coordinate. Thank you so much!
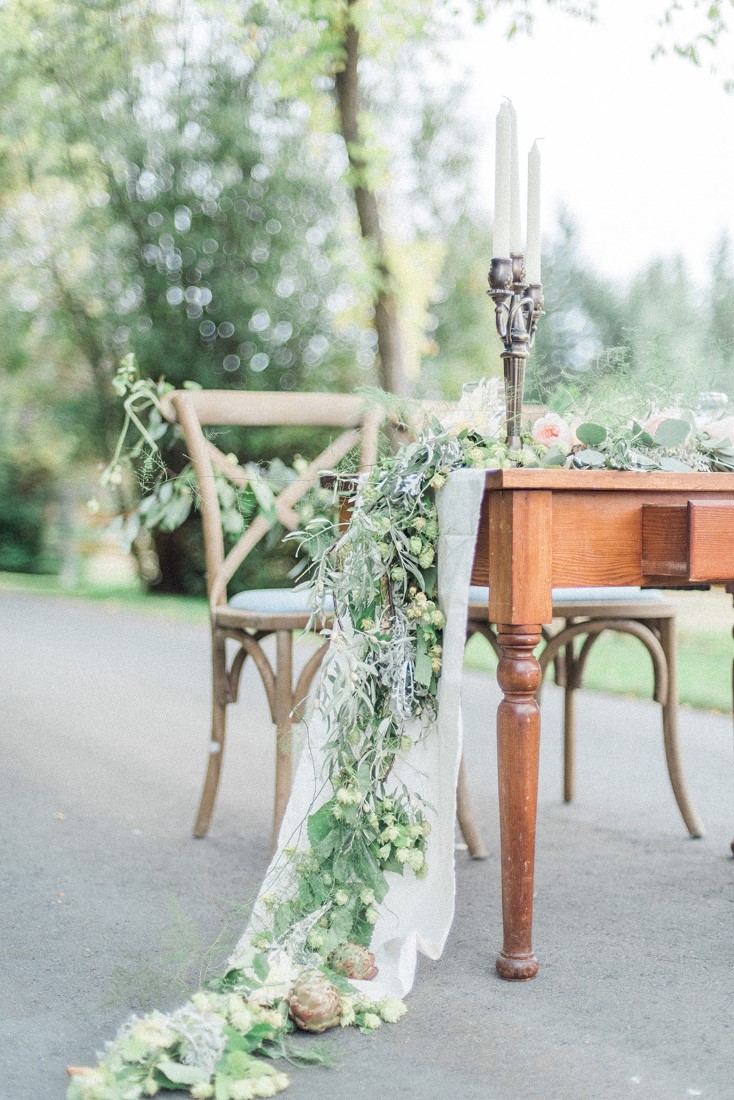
[
  {"left": 228, "top": 588, "right": 334, "bottom": 615},
  {"left": 468, "top": 585, "right": 664, "bottom": 606},
  {"left": 232, "top": 587, "right": 664, "bottom": 614}
]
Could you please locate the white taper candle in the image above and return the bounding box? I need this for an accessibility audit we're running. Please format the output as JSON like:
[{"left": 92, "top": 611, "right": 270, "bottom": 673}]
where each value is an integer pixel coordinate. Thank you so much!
[
  {"left": 493, "top": 103, "right": 511, "bottom": 259},
  {"left": 509, "top": 102, "right": 522, "bottom": 254},
  {"left": 525, "top": 140, "right": 542, "bottom": 284}
]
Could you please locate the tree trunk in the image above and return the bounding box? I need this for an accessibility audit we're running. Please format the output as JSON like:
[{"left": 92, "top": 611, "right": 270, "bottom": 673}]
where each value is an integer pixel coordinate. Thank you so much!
[{"left": 334, "top": 2, "right": 408, "bottom": 397}]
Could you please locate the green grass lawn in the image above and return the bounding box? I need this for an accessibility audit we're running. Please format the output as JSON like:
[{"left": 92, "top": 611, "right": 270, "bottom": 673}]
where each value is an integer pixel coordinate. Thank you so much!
[
  {"left": 465, "top": 628, "right": 733, "bottom": 714},
  {"left": 3, "top": 572, "right": 731, "bottom": 713},
  {"left": 0, "top": 571, "right": 209, "bottom": 624}
]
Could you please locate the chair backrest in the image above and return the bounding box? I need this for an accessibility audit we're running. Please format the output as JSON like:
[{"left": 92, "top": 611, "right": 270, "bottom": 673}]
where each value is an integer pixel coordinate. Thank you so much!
[{"left": 163, "top": 390, "right": 382, "bottom": 608}]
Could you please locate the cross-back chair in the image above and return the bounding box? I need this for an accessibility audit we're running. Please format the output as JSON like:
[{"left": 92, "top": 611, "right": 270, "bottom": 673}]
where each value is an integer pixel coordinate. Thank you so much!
[
  {"left": 164, "top": 390, "right": 383, "bottom": 850},
  {"left": 460, "top": 582, "right": 705, "bottom": 840}
]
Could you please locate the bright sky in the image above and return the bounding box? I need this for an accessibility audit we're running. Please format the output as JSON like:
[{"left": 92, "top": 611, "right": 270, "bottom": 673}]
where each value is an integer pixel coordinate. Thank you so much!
[{"left": 458, "top": 0, "right": 734, "bottom": 287}]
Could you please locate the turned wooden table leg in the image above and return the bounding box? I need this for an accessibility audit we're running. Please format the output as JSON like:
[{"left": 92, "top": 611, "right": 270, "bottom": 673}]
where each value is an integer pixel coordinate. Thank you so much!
[
  {"left": 729, "top": 587, "right": 734, "bottom": 857},
  {"left": 495, "top": 624, "right": 543, "bottom": 981}
]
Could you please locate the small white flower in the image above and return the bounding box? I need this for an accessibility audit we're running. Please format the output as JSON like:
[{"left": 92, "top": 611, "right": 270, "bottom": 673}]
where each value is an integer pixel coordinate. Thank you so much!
[{"left": 365, "top": 906, "right": 380, "bottom": 925}]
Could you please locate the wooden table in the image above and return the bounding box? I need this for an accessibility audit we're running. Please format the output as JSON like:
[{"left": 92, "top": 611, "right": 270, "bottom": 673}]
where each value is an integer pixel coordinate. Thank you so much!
[{"left": 471, "top": 469, "right": 734, "bottom": 981}]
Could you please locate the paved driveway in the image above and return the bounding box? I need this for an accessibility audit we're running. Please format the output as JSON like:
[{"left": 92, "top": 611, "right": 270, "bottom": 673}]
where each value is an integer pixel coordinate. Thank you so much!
[{"left": 1, "top": 593, "right": 733, "bottom": 1100}]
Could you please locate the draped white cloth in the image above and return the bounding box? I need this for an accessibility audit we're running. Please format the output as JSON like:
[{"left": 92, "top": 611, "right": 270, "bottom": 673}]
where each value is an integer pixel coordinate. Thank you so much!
[{"left": 229, "top": 469, "right": 487, "bottom": 1000}]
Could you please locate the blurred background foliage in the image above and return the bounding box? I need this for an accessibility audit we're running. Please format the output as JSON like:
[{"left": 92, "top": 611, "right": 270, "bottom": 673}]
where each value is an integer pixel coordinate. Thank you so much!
[{"left": 0, "top": 0, "right": 733, "bottom": 594}]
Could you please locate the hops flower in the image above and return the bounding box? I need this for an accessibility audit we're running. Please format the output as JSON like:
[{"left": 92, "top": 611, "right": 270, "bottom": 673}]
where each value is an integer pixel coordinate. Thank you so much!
[
  {"left": 191, "top": 1085, "right": 215, "bottom": 1099},
  {"left": 378, "top": 997, "right": 407, "bottom": 1024},
  {"left": 333, "top": 889, "right": 349, "bottom": 906},
  {"left": 406, "top": 849, "right": 425, "bottom": 873},
  {"left": 362, "top": 1012, "right": 382, "bottom": 1030}
]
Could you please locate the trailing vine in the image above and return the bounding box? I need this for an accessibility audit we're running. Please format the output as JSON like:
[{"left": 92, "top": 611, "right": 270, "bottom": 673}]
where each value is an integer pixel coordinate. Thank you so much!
[{"left": 69, "top": 379, "right": 734, "bottom": 1100}]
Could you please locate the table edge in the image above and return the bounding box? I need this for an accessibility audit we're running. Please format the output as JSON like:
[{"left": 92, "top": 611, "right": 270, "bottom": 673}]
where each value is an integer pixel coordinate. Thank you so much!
[{"left": 482, "top": 469, "right": 734, "bottom": 491}]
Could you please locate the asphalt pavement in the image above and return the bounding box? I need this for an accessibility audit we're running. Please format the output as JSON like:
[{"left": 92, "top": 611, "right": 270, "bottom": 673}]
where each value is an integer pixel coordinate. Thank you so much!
[{"left": 2, "top": 592, "right": 733, "bottom": 1100}]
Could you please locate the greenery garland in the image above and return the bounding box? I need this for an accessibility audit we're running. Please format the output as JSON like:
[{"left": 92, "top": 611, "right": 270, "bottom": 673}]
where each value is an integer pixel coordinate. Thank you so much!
[{"left": 69, "top": 379, "right": 734, "bottom": 1100}]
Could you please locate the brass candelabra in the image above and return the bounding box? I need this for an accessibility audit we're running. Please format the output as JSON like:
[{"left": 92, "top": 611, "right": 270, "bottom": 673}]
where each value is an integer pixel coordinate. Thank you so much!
[{"left": 488, "top": 254, "right": 544, "bottom": 451}]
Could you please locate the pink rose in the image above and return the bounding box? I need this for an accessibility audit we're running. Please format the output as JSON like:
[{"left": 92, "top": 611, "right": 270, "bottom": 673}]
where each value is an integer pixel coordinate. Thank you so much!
[
  {"left": 702, "top": 415, "right": 734, "bottom": 445},
  {"left": 531, "top": 412, "right": 574, "bottom": 448}
]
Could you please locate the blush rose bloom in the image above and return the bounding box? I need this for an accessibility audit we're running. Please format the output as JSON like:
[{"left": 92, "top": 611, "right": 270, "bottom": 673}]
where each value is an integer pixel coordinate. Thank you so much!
[
  {"left": 702, "top": 415, "right": 734, "bottom": 445},
  {"left": 531, "top": 412, "right": 575, "bottom": 448}
]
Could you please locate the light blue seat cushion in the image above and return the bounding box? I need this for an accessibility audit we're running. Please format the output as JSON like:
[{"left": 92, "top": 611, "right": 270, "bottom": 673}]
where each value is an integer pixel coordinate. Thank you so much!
[
  {"left": 228, "top": 588, "right": 334, "bottom": 614},
  {"left": 232, "top": 587, "right": 664, "bottom": 613},
  {"left": 468, "top": 586, "right": 664, "bottom": 606}
]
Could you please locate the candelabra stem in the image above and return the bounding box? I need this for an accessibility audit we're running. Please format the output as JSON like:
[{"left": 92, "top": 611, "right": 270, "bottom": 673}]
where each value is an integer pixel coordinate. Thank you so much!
[
  {"left": 488, "top": 256, "right": 544, "bottom": 452},
  {"left": 503, "top": 348, "right": 528, "bottom": 452}
]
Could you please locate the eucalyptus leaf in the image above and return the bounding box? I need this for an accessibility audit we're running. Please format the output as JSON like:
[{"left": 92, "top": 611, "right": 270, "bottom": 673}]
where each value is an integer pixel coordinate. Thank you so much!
[
  {"left": 575, "top": 422, "right": 607, "bottom": 446},
  {"left": 627, "top": 451, "right": 657, "bottom": 470},
  {"left": 629, "top": 422, "right": 655, "bottom": 447},
  {"left": 573, "top": 448, "right": 606, "bottom": 469},
  {"left": 539, "top": 446, "right": 566, "bottom": 467},
  {"left": 659, "top": 456, "right": 694, "bottom": 472},
  {"left": 654, "top": 418, "right": 690, "bottom": 447}
]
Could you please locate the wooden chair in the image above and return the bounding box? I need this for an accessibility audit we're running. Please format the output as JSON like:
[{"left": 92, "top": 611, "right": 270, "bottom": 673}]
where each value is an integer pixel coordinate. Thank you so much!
[
  {"left": 461, "top": 586, "right": 705, "bottom": 838},
  {"left": 163, "top": 390, "right": 382, "bottom": 851}
]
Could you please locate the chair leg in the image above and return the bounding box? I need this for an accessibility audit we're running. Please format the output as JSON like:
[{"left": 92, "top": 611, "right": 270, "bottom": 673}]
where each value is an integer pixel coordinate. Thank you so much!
[
  {"left": 730, "top": 591, "right": 734, "bottom": 855},
  {"left": 194, "top": 633, "right": 228, "bottom": 838},
  {"left": 272, "top": 630, "right": 295, "bottom": 854},
  {"left": 563, "top": 682, "right": 576, "bottom": 804},
  {"left": 658, "top": 618, "right": 705, "bottom": 839},
  {"left": 556, "top": 633, "right": 576, "bottom": 803},
  {"left": 456, "top": 754, "right": 488, "bottom": 860}
]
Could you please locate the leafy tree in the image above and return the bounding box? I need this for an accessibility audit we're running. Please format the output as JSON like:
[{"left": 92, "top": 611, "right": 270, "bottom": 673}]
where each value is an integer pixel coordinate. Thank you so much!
[{"left": 0, "top": 0, "right": 375, "bottom": 584}]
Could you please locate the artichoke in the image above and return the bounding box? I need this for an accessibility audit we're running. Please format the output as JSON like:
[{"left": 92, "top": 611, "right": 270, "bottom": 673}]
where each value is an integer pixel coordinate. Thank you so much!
[
  {"left": 328, "top": 942, "right": 378, "bottom": 981},
  {"left": 288, "top": 974, "right": 342, "bottom": 1033}
]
